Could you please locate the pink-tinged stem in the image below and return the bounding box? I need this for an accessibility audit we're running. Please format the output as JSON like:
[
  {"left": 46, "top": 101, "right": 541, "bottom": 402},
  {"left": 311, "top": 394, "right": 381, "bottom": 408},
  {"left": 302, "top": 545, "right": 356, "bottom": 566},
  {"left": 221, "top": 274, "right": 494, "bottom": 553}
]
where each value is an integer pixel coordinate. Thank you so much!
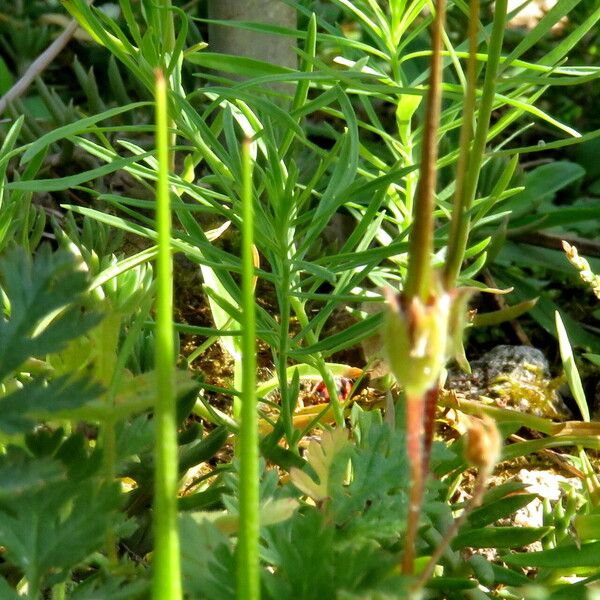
[
  {"left": 402, "top": 392, "right": 425, "bottom": 574},
  {"left": 421, "top": 385, "right": 440, "bottom": 477}
]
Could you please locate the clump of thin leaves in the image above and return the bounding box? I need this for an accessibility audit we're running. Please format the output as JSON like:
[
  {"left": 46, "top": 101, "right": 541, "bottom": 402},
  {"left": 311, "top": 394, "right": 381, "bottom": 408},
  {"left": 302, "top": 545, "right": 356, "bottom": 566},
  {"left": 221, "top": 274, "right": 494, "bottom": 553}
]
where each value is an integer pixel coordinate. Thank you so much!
[{"left": 0, "top": 0, "right": 599, "bottom": 598}]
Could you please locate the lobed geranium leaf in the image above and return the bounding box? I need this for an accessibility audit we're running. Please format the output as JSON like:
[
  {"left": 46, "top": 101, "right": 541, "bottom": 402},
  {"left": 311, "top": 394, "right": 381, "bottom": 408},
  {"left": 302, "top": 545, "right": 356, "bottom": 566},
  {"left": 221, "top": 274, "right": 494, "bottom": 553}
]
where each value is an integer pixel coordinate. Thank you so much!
[
  {"left": 290, "top": 427, "right": 351, "bottom": 502},
  {"left": 69, "top": 576, "right": 149, "bottom": 600},
  {"left": 0, "top": 245, "right": 101, "bottom": 382},
  {"left": 332, "top": 407, "right": 409, "bottom": 539},
  {"left": 180, "top": 514, "right": 235, "bottom": 600},
  {"left": 0, "top": 453, "right": 65, "bottom": 498},
  {"left": 263, "top": 508, "right": 409, "bottom": 600},
  {"left": 0, "top": 479, "right": 122, "bottom": 593},
  {"left": 0, "top": 376, "right": 103, "bottom": 435}
]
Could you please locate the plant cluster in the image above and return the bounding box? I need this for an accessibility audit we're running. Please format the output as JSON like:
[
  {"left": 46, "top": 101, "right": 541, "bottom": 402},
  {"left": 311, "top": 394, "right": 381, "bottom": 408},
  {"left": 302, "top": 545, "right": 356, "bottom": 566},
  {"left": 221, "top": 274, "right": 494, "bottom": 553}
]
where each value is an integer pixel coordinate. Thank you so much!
[{"left": 0, "top": 0, "right": 599, "bottom": 598}]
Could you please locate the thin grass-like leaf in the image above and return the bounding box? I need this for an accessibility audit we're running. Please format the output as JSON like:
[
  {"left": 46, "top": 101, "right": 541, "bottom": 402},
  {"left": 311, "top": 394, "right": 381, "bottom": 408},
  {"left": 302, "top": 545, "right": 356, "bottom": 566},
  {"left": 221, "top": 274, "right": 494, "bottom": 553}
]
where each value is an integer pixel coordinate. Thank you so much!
[
  {"left": 501, "top": 541, "right": 600, "bottom": 568},
  {"left": 556, "top": 311, "right": 589, "bottom": 422},
  {"left": 19, "top": 102, "right": 149, "bottom": 165},
  {"left": 501, "top": 0, "right": 583, "bottom": 70}
]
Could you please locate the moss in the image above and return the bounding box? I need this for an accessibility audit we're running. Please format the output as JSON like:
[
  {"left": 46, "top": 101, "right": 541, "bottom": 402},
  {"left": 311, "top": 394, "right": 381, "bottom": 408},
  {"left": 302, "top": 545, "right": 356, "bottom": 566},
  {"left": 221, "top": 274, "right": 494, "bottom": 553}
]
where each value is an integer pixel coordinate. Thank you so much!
[{"left": 489, "top": 364, "right": 566, "bottom": 419}]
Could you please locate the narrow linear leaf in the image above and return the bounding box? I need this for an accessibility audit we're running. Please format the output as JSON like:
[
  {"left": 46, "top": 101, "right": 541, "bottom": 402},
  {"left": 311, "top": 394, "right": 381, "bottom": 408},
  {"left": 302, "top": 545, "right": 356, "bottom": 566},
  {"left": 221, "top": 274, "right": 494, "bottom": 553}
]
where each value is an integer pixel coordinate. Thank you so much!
[
  {"left": 20, "top": 102, "right": 150, "bottom": 164},
  {"left": 473, "top": 298, "right": 538, "bottom": 327},
  {"left": 501, "top": 541, "right": 600, "bottom": 568},
  {"left": 555, "top": 311, "right": 589, "bottom": 421},
  {"left": 452, "top": 526, "right": 551, "bottom": 550}
]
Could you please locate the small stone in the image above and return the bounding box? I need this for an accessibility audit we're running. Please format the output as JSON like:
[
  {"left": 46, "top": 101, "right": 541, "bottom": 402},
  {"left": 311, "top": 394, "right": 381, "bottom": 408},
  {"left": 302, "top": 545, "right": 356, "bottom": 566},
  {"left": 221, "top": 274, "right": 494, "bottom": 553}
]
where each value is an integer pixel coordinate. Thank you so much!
[{"left": 473, "top": 345, "right": 549, "bottom": 382}]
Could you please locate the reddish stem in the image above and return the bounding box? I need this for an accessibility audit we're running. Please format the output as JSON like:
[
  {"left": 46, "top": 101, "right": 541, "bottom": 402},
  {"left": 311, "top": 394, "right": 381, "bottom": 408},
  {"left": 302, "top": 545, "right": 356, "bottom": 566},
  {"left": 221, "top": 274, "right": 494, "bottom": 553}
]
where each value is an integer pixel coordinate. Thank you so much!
[
  {"left": 421, "top": 385, "right": 440, "bottom": 476},
  {"left": 402, "top": 392, "right": 424, "bottom": 574}
]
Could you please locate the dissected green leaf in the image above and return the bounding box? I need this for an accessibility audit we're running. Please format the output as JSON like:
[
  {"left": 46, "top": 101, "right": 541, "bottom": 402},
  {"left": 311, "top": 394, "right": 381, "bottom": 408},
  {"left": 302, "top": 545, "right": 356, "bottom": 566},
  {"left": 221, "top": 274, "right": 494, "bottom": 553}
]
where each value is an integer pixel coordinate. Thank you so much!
[
  {"left": 0, "top": 453, "right": 65, "bottom": 498},
  {"left": 180, "top": 514, "right": 235, "bottom": 600},
  {"left": 0, "top": 479, "right": 122, "bottom": 592},
  {"left": 331, "top": 407, "right": 410, "bottom": 540},
  {"left": 290, "top": 427, "right": 351, "bottom": 502},
  {"left": 0, "top": 376, "right": 103, "bottom": 435},
  {"left": 70, "top": 575, "right": 149, "bottom": 600},
  {"left": 263, "top": 508, "right": 406, "bottom": 600},
  {"left": 0, "top": 245, "right": 101, "bottom": 381}
]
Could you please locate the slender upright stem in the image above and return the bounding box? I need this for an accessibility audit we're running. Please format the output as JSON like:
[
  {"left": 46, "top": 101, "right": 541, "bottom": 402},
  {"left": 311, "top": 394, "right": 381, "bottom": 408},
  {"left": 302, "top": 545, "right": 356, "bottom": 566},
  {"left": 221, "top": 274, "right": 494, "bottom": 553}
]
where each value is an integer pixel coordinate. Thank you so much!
[
  {"left": 236, "top": 138, "right": 261, "bottom": 600},
  {"left": 152, "top": 68, "right": 182, "bottom": 600},
  {"left": 444, "top": 0, "right": 508, "bottom": 287},
  {"left": 99, "top": 312, "right": 122, "bottom": 566},
  {"left": 277, "top": 267, "right": 294, "bottom": 442},
  {"left": 421, "top": 385, "right": 440, "bottom": 476},
  {"left": 402, "top": 393, "right": 425, "bottom": 574},
  {"left": 289, "top": 296, "right": 344, "bottom": 426},
  {"left": 403, "top": 0, "right": 446, "bottom": 302},
  {"left": 443, "top": 0, "right": 480, "bottom": 289},
  {"left": 399, "top": 0, "right": 446, "bottom": 576}
]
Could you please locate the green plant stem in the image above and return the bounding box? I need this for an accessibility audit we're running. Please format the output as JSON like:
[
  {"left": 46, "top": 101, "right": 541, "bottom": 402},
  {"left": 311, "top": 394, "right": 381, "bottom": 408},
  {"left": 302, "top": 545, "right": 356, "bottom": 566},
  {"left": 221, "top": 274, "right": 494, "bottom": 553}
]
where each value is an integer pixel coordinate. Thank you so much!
[
  {"left": 289, "top": 296, "right": 344, "bottom": 426},
  {"left": 147, "top": 0, "right": 178, "bottom": 171},
  {"left": 443, "top": 0, "right": 509, "bottom": 287},
  {"left": 28, "top": 576, "right": 41, "bottom": 600},
  {"left": 443, "top": 0, "right": 480, "bottom": 289},
  {"left": 98, "top": 311, "right": 121, "bottom": 566},
  {"left": 233, "top": 358, "right": 243, "bottom": 419},
  {"left": 151, "top": 68, "right": 182, "bottom": 600},
  {"left": 403, "top": 0, "right": 446, "bottom": 301},
  {"left": 159, "top": 0, "right": 178, "bottom": 173},
  {"left": 277, "top": 267, "right": 294, "bottom": 443},
  {"left": 236, "top": 138, "right": 260, "bottom": 600},
  {"left": 579, "top": 448, "right": 600, "bottom": 505}
]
